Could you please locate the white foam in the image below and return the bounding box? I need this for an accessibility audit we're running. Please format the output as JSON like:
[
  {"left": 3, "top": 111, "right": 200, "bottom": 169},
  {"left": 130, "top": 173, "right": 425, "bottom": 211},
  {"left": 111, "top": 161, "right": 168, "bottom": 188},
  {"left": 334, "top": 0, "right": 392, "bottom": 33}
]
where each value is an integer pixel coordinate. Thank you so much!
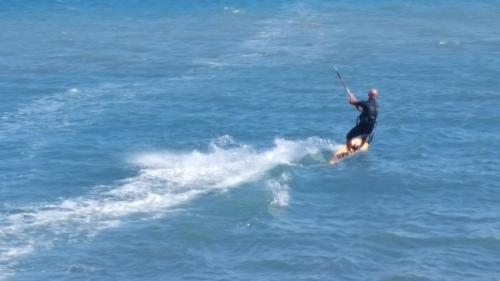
[
  {"left": 438, "top": 40, "right": 461, "bottom": 46},
  {"left": 223, "top": 6, "right": 241, "bottom": 14},
  {"left": 0, "top": 244, "right": 34, "bottom": 263},
  {"left": 0, "top": 86, "right": 119, "bottom": 148},
  {"left": 267, "top": 173, "right": 291, "bottom": 207},
  {"left": 0, "top": 136, "right": 336, "bottom": 274},
  {"left": 68, "top": 88, "right": 79, "bottom": 94}
]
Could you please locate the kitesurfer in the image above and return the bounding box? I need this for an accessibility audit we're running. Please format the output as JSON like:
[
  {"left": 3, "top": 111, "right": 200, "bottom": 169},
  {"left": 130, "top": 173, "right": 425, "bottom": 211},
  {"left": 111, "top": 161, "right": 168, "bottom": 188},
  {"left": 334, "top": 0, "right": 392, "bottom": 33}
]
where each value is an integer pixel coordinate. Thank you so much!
[{"left": 346, "top": 88, "right": 378, "bottom": 151}]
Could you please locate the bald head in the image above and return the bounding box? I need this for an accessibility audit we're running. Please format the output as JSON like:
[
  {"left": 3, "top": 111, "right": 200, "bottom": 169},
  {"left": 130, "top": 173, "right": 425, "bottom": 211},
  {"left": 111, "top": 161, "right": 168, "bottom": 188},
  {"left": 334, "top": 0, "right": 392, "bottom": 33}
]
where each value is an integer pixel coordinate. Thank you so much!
[{"left": 368, "top": 88, "right": 378, "bottom": 99}]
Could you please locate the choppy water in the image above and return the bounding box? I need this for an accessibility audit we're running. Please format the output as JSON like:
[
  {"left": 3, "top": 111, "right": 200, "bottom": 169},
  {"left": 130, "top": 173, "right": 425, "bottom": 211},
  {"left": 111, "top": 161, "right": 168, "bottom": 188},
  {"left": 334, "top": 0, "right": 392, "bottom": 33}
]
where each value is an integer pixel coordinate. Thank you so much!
[{"left": 1, "top": 1, "right": 500, "bottom": 280}]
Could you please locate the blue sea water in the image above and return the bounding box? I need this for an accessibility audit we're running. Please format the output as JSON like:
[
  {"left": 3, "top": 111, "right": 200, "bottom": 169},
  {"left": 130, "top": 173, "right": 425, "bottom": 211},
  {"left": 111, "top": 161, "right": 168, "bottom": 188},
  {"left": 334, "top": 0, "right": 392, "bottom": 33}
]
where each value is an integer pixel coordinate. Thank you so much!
[{"left": 1, "top": 0, "right": 500, "bottom": 280}]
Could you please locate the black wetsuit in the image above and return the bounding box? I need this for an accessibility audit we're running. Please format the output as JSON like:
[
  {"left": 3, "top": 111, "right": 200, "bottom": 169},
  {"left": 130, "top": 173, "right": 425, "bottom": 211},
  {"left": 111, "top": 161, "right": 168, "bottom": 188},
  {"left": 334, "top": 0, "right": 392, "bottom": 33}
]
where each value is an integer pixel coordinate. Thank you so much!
[{"left": 346, "top": 99, "right": 378, "bottom": 143}]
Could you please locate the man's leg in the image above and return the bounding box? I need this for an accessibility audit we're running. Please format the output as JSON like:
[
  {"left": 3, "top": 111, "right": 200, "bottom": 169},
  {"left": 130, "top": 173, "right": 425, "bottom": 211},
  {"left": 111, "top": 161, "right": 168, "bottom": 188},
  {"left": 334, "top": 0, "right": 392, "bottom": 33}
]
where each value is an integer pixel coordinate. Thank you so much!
[
  {"left": 358, "top": 135, "right": 368, "bottom": 149},
  {"left": 346, "top": 126, "right": 361, "bottom": 152},
  {"left": 346, "top": 138, "right": 354, "bottom": 151},
  {"left": 356, "top": 123, "right": 375, "bottom": 149}
]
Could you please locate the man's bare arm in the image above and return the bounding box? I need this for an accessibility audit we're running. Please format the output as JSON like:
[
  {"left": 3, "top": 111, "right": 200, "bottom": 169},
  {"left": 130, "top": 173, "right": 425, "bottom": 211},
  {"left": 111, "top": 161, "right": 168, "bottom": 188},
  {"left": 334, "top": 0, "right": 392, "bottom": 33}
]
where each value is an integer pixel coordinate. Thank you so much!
[{"left": 348, "top": 92, "right": 358, "bottom": 105}]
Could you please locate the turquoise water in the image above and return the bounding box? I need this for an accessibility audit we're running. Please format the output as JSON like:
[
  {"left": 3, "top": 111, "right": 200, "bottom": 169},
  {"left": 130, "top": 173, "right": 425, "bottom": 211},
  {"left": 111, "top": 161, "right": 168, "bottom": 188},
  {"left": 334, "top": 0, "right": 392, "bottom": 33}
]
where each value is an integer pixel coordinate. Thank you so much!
[{"left": 1, "top": 1, "right": 500, "bottom": 280}]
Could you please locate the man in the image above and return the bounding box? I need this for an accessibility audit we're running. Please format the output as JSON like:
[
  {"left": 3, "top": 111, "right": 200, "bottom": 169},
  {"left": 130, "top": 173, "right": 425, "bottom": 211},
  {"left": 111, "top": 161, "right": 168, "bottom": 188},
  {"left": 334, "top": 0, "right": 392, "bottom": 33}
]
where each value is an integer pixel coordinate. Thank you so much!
[{"left": 346, "top": 88, "right": 378, "bottom": 151}]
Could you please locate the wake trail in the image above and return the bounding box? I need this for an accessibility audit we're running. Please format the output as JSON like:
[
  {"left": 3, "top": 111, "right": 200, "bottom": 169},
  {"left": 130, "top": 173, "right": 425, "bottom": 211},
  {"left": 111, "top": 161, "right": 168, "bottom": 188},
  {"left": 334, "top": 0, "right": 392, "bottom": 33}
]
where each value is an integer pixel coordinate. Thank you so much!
[{"left": 0, "top": 136, "right": 337, "bottom": 276}]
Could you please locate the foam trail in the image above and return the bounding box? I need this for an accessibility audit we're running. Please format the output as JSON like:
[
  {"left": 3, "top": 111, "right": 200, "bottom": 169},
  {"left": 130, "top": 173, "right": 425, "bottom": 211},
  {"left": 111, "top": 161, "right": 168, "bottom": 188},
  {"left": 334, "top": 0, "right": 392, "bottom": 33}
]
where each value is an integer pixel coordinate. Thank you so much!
[{"left": 0, "top": 136, "right": 336, "bottom": 276}]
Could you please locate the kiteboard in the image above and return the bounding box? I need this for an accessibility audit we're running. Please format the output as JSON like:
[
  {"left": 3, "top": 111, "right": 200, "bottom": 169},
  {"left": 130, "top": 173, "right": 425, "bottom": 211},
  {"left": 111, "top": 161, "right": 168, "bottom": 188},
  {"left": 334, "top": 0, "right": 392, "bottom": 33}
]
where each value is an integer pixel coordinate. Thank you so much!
[{"left": 329, "top": 137, "right": 369, "bottom": 165}]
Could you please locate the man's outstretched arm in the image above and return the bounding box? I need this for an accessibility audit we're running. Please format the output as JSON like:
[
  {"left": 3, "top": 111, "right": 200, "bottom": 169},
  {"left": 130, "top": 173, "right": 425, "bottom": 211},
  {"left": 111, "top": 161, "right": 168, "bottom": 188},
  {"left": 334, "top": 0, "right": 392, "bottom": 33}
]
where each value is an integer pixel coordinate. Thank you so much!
[{"left": 348, "top": 92, "right": 359, "bottom": 105}]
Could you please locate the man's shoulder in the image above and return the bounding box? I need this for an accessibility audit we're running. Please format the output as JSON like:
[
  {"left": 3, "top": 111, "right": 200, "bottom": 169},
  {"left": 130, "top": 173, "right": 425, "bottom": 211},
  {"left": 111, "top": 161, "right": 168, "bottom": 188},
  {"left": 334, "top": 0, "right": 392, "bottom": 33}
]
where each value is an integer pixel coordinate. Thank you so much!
[{"left": 356, "top": 100, "right": 369, "bottom": 106}]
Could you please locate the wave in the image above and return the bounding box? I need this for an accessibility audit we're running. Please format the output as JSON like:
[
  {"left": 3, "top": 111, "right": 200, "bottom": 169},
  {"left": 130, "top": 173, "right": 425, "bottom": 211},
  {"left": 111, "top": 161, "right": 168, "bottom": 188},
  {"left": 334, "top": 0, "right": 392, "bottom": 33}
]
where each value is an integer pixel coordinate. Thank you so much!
[{"left": 0, "top": 136, "right": 336, "bottom": 274}]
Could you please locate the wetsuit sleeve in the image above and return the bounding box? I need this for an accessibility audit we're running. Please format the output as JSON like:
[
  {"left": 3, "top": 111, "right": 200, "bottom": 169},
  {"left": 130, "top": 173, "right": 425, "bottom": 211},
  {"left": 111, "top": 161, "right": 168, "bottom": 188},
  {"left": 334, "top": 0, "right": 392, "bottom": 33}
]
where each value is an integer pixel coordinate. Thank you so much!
[{"left": 353, "top": 101, "right": 367, "bottom": 111}]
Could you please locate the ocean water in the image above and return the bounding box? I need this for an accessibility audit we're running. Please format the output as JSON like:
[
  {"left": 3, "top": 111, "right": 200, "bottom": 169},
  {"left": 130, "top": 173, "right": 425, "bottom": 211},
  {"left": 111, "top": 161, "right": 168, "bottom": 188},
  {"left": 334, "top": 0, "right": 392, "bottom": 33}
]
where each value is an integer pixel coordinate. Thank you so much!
[{"left": 1, "top": 1, "right": 500, "bottom": 280}]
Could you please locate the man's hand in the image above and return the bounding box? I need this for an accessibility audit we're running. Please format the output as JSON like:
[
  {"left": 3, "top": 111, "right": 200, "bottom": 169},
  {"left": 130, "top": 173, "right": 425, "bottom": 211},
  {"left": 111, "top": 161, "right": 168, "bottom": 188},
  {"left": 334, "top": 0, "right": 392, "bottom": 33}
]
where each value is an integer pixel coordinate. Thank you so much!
[{"left": 348, "top": 92, "right": 358, "bottom": 105}]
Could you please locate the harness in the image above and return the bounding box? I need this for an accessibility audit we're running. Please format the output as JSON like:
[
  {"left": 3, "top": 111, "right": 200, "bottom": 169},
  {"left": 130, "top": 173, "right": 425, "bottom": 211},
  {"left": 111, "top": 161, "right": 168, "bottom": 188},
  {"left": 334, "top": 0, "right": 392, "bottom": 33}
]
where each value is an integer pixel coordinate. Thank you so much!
[
  {"left": 356, "top": 116, "right": 377, "bottom": 144},
  {"left": 356, "top": 116, "right": 376, "bottom": 126},
  {"left": 367, "top": 122, "right": 376, "bottom": 143}
]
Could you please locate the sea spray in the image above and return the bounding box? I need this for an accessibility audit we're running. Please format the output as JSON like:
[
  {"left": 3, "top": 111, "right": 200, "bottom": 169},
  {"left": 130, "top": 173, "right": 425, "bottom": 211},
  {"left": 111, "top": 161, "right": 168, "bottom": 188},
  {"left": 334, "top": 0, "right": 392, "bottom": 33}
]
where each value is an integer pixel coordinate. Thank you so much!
[{"left": 267, "top": 173, "right": 291, "bottom": 207}]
